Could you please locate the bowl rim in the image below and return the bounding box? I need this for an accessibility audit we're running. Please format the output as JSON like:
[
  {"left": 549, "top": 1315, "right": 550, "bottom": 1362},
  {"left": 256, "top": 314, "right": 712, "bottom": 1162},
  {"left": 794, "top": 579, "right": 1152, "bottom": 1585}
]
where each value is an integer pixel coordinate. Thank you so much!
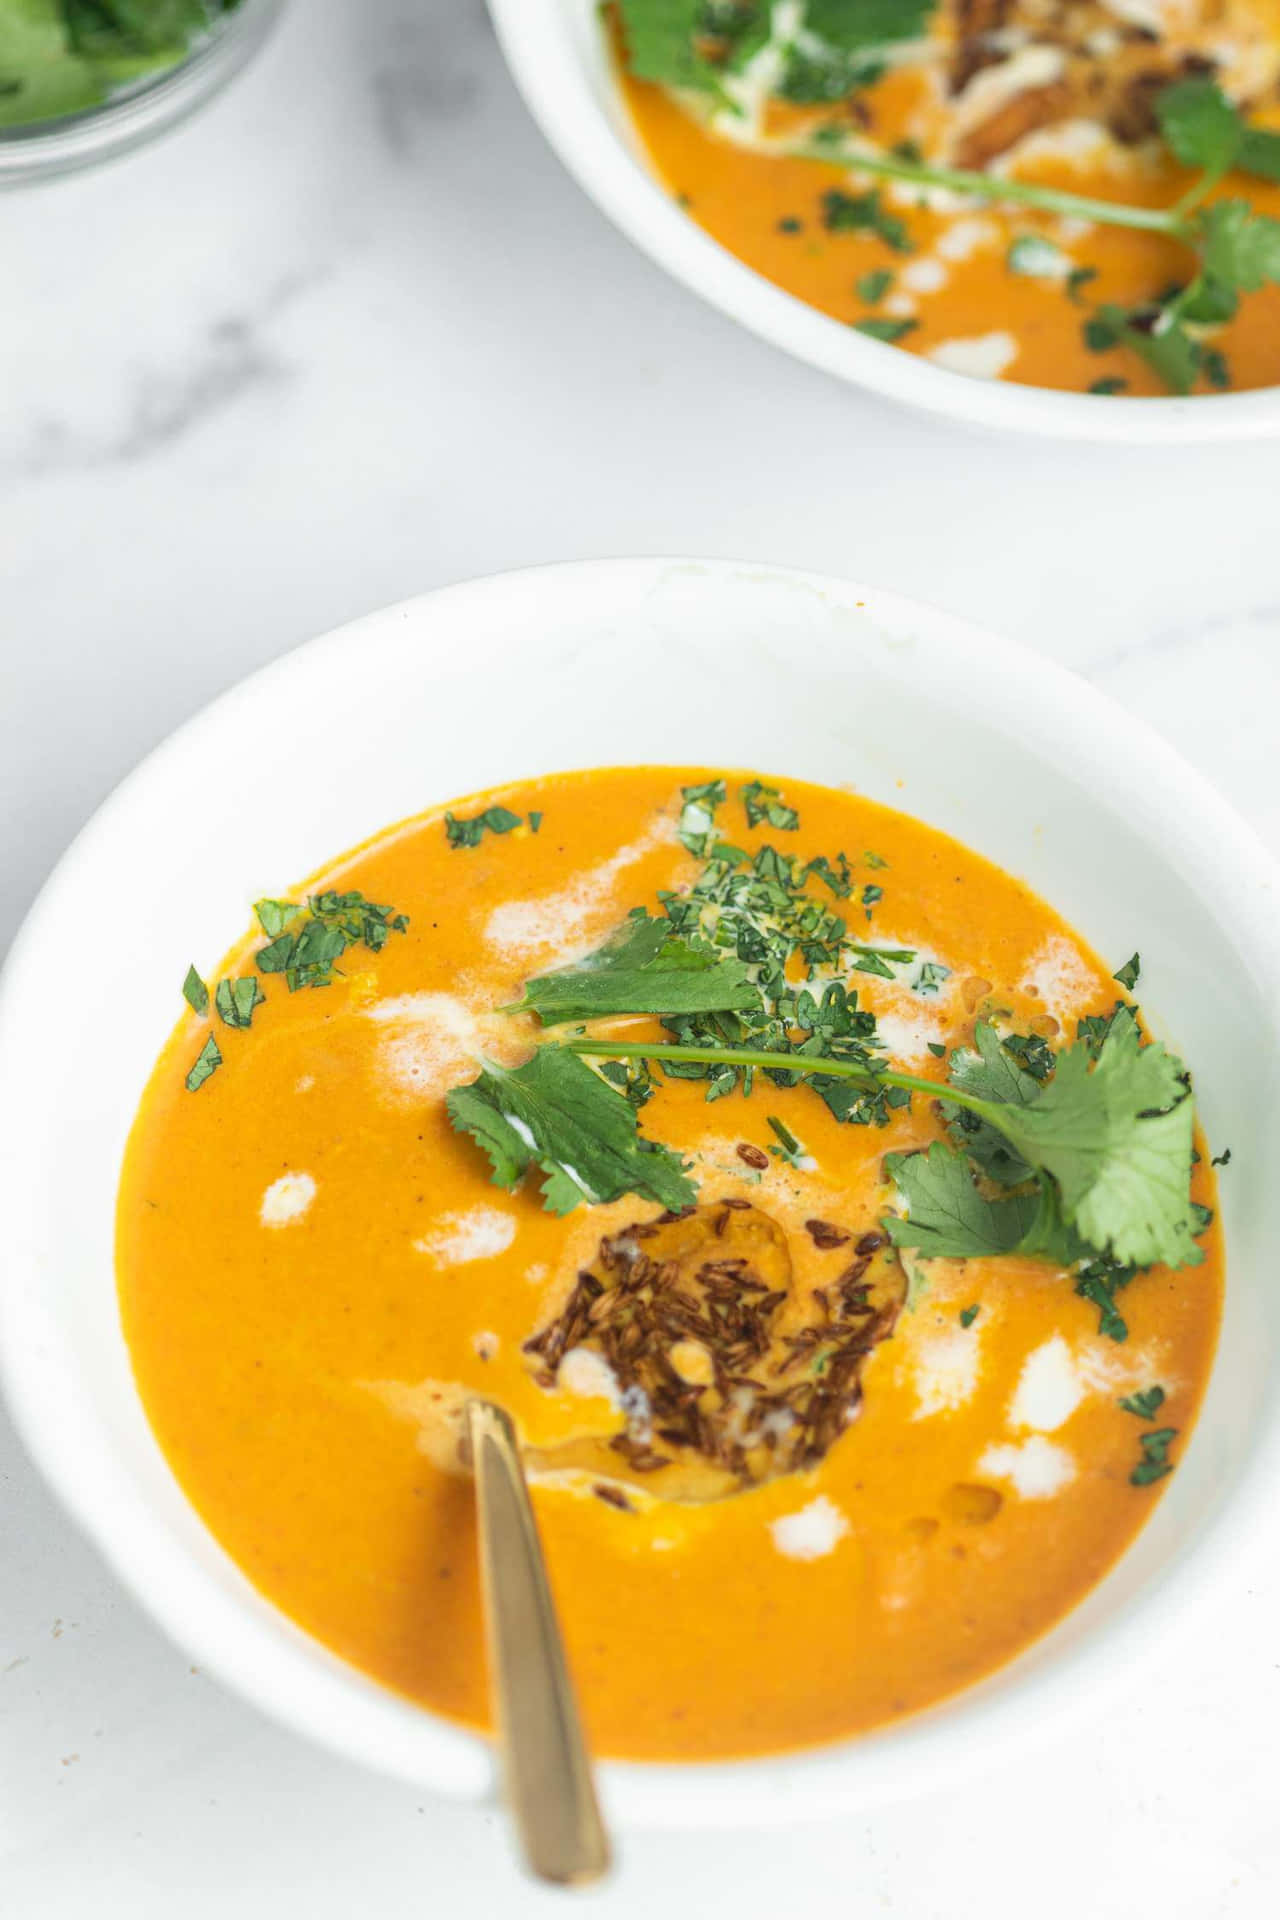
[
  {"left": 487, "top": 0, "right": 1280, "bottom": 445},
  {"left": 4, "top": 555, "right": 1280, "bottom": 1828}
]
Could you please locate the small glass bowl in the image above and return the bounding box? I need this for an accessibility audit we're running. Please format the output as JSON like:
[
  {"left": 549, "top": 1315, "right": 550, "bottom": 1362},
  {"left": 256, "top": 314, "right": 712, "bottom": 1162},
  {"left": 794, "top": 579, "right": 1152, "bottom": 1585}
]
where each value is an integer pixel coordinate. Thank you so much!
[{"left": 0, "top": 0, "right": 286, "bottom": 187}]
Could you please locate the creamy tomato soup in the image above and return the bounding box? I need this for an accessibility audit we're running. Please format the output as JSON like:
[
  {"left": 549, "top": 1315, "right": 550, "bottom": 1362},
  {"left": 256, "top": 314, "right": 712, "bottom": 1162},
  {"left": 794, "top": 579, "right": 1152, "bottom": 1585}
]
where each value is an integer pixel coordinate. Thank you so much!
[
  {"left": 613, "top": 2, "right": 1280, "bottom": 397},
  {"left": 117, "top": 767, "right": 1222, "bottom": 1760}
]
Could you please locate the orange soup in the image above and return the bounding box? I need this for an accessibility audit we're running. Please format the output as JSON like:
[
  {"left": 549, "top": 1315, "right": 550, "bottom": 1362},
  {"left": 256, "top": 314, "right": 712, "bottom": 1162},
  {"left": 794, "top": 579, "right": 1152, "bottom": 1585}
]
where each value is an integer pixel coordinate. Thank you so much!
[
  {"left": 613, "top": 1, "right": 1280, "bottom": 396},
  {"left": 117, "top": 768, "right": 1222, "bottom": 1760}
]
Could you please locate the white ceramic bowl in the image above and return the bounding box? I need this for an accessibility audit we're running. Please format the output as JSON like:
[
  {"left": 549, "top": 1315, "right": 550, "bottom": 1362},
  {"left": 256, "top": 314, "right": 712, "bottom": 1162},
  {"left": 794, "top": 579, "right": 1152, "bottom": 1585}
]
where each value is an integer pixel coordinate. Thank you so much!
[
  {"left": 488, "top": 0, "right": 1280, "bottom": 443},
  {"left": 2, "top": 558, "right": 1279, "bottom": 1828}
]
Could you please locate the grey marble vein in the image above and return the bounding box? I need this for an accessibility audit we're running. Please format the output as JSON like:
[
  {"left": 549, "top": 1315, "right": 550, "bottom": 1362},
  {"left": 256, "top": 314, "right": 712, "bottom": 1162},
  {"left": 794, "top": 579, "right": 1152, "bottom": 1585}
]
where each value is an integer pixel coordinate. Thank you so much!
[
  {"left": 370, "top": 0, "right": 491, "bottom": 161},
  {"left": 1, "top": 270, "right": 321, "bottom": 487}
]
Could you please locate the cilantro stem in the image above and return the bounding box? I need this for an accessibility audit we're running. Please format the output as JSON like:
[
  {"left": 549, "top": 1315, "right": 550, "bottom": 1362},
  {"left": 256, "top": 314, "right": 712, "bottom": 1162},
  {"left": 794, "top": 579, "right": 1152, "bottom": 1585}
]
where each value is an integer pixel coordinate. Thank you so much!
[
  {"left": 791, "top": 141, "right": 1184, "bottom": 238},
  {"left": 564, "top": 1036, "right": 1001, "bottom": 1124}
]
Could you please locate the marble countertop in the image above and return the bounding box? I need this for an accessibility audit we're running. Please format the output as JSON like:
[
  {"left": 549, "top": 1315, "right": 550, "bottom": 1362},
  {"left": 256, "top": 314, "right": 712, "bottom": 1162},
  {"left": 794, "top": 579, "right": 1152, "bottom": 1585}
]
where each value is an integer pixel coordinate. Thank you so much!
[{"left": 2, "top": 2, "right": 1278, "bottom": 1914}]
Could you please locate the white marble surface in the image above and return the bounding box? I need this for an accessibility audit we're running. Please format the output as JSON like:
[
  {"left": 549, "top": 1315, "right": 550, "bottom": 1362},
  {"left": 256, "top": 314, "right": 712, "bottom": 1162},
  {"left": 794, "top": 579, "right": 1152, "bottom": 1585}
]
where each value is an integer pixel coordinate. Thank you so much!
[{"left": 2, "top": 2, "right": 1279, "bottom": 1913}]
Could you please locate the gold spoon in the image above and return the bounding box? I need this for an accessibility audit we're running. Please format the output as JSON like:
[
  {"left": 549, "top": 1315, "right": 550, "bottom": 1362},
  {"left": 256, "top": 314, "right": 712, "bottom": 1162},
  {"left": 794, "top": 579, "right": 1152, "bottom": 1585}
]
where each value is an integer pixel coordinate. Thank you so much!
[{"left": 465, "top": 1396, "right": 612, "bottom": 1887}]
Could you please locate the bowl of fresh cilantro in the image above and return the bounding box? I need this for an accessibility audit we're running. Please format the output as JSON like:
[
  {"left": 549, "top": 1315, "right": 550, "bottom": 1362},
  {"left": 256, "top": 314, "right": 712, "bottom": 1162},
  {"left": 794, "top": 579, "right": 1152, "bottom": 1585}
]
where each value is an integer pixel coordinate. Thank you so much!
[{"left": 0, "top": 0, "right": 284, "bottom": 183}]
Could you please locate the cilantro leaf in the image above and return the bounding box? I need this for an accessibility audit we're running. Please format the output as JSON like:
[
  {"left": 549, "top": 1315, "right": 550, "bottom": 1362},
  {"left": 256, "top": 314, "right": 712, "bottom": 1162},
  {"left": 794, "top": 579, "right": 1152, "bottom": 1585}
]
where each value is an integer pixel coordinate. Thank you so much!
[
  {"left": 1195, "top": 200, "right": 1280, "bottom": 293},
  {"left": 517, "top": 914, "right": 759, "bottom": 1024},
  {"left": 1155, "top": 80, "right": 1243, "bottom": 175},
  {"left": 445, "top": 805, "right": 523, "bottom": 849},
  {"left": 182, "top": 964, "right": 209, "bottom": 1015},
  {"left": 446, "top": 1046, "right": 696, "bottom": 1215},
  {"left": 884, "top": 1143, "right": 1040, "bottom": 1259},
  {"left": 943, "top": 1022, "right": 1041, "bottom": 1185},
  {"left": 803, "top": 0, "right": 934, "bottom": 51},
  {"left": 987, "top": 1007, "right": 1200, "bottom": 1269},
  {"left": 1237, "top": 125, "right": 1280, "bottom": 184},
  {"left": 614, "top": 0, "right": 722, "bottom": 89}
]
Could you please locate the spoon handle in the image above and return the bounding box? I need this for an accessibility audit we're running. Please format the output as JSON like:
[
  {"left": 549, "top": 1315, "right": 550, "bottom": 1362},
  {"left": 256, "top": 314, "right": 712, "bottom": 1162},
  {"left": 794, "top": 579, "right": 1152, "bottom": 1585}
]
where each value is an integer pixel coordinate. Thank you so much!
[{"left": 466, "top": 1398, "right": 612, "bottom": 1887}]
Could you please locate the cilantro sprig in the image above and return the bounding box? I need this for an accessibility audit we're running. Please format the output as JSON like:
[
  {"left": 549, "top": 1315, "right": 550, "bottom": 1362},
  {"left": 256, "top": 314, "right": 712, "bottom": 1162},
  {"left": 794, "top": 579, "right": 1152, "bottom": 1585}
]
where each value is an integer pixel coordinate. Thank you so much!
[{"left": 563, "top": 1004, "right": 1201, "bottom": 1272}]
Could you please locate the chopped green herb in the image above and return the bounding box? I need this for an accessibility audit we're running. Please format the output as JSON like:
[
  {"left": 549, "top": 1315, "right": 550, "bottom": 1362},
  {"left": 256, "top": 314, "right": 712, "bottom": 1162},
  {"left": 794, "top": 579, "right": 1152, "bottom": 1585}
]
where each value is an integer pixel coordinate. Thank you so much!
[
  {"left": 677, "top": 777, "right": 727, "bottom": 856},
  {"left": 767, "top": 1113, "right": 806, "bottom": 1166},
  {"left": 215, "top": 976, "right": 265, "bottom": 1031},
  {"left": 927, "top": 1041, "right": 947, "bottom": 1059},
  {"left": 823, "top": 187, "right": 911, "bottom": 252},
  {"left": 916, "top": 961, "right": 951, "bottom": 995},
  {"left": 1130, "top": 1426, "right": 1178, "bottom": 1486},
  {"left": 255, "top": 891, "right": 408, "bottom": 992},
  {"left": 1088, "top": 376, "right": 1129, "bottom": 396},
  {"left": 1076, "top": 1256, "right": 1136, "bottom": 1342},
  {"left": 863, "top": 850, "right": 888, "bottom": 870},
  {"left": 444, "top": 805, "right": 524, "bottom": 849},
  {"left": 861, "top": 883, "right": 882, "bottom": 917},
  {"left": 1119, "top": 1385, "right": 1166, "bottom": 1421},
  {"left": 778, "top": 216, "right": 803, "bottom": 234},
  {"left": 1113, "top": 952, "right": 1141, "bottom": 991},
  {"left": 856, "top": 268, "right": 893, "bottom": 304},
  {"left": 1211, "top": 1146, "right": 1231, "bottom": 1168},
  {"left": 185, "top": 1034, "right": 222, "bottom": 1093},
  {"left": 854, "top": 316, "right": 918, "bottom": 343},
  {"left": 597, "top": 1055, "right": 656, "bottom": 1109},
  {"left": 1066, "top": 266, "right": 1099, "bottom": 304},
  {"left": 182, "top": 965, "right": 209, "bottom": 1016},
  {"left": 959, "top": 1303, "right": 980, "bottom": 1328},
  {"left": 1001, "top": 1031, "right": 1054, "bottom": 1082},
  {"left": 741, "top": 779, "right": 799, "bottom": 832},
  {"left": 529, "top": 811, "right": 543, "bottom": 833},
  {"left": 254, "top": 899, "right": 298, "bottom": 940}
]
